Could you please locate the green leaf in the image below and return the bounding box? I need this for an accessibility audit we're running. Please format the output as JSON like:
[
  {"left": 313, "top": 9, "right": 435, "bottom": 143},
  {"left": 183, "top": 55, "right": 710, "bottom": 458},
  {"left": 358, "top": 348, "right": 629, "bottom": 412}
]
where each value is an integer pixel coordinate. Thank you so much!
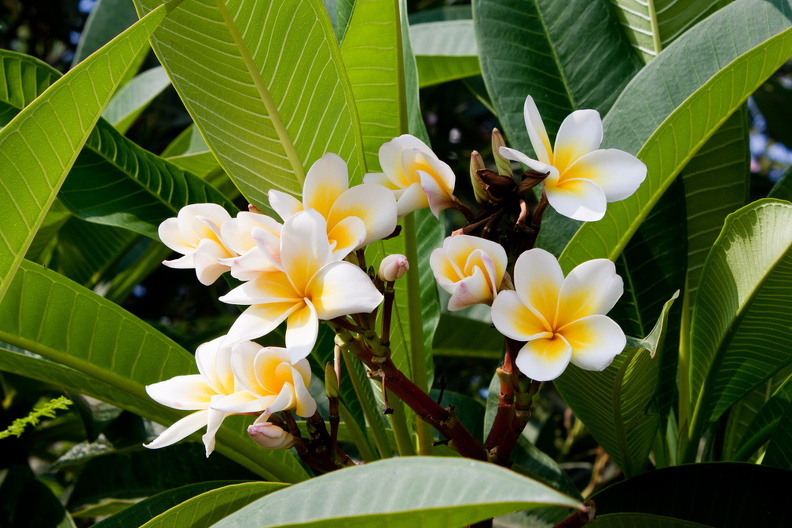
[
  {"left": 592, "top": 463, "right": 792, "bottom": 527},
  {"left": 140, "top": 482, "right": 285, "bottom": 528},
  {"left": 554, "top": 292, "right": 679, "bottom": 478},
  {"left": 102, "top": 66, "right": 172, "bottom": 134},
  {"left": 411, "top": 21, "right": 480, "bottom": 87},
  {"left": 728, "top": 372, "right": 792, "bottom": 461},
  {"left": 72, "top": 0, "right": 142, "bottom": 65},
  {"left": 0, "top": 52, "right": 60, "bottom": 127},
  {"left": 60, "top": 119, "right": 237, "bottom": 238},
  {"left": 763, "top": 396, "right": 792, "bottom": 469},
  {"left": 473, "top": 0, "right": 643, "bottom": 152},
  {"left": 0, "top": 465, "right": 73, "bottom": 528},
  {"left": 688, "top": 200, "right": 792, "bottom": 451},
  {"left": 91, "top": 481, "right": 249, "bottom": 528},
  {"left": 0, "top": 5, "right": 169, "bottom": 302},
  {"left": 610, "top": 0, "right": 732, "bottom": 63},
  {"left": 0, "top": 260, "right": 309, "bottom": 483},
  {"left": 212, "top": 457, "right": 583, "bottom": 528},
  {"left": 66, "top": 445, "right": 257, "bottom": 510},
  {"left": 559, "top": 0, "right": 792, "bottom": 274},
  {"left": 408, "top": 5, "right": 472, "bottom": 24},
  {"left": 340, "top": 0, "right": 402, "bottom": 172},
  {"left": 432, "top": 313, "right": 502, "bottom": 359},
  {"left": 136, "top": 0, "right": 366, "bottom": 210},
  {"left": 591, "top": 514, "right": 714, "bottom": 528},
  {"left": 769, "top": 164, "right": 792, "bottom": 201}
]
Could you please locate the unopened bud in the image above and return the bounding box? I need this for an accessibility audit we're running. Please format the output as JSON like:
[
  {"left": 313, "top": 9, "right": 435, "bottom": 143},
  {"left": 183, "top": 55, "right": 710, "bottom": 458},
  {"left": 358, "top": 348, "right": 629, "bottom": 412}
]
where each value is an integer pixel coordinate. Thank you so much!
[
  {"left": 325, "top": 362, "right": 339, "bottom": 398},
  {"left": 248, "top": 421, "right": 296, "bottom": 449},
  {"left": 378, "top": 254, "right": 409, "bottom": 281},
  {"left": 469, "top": 151, "right": 488, "bottom": 204},
  {"left": 491, "top": 129, "right": 513, "bottom": 177}
]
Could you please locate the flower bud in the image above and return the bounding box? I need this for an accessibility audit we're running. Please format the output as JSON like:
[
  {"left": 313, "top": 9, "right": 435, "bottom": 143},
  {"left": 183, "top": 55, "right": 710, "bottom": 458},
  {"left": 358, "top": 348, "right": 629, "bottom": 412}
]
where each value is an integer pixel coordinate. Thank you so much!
[
  {"left": 469, "top": 151, "right": 489, "bottom": 204},
  {"left": 378, "top": 254, "right": 409, "bottom": 281},
  {"left": 491, "top": 128, "right": 513, "bottom": 177},
  {"left": 248, "top": 421, "right": 297, "bottom": 449},
  {"left": 324, "top": 362, "right": 339, "bottom": 398}
]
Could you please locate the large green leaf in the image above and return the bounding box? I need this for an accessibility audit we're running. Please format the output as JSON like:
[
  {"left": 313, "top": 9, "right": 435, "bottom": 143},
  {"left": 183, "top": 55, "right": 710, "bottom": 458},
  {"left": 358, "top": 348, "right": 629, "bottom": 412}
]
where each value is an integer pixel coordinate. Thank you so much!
[
  {"left": 687, "top": 200, "right": 792, "bottom": 456},
  {"left": 92, "top": 481, "right": 249, "bottom": 528},
  {"left": 0, "top": 260, "right": 308, "bottom": 483},
  {"left": 72, "top": 0, "right": 142, "bottom": 65},
  {"left": 0, "top": 4, "right": 169, "bottom": 302},
  {"left": 410, "top": 20, "right": 480, "bottom": 87},
  {"left": 473, "top": 0, "right": 643, "bottom": 152},
  {"left": 555, "top": 291, "right": 678, "bottom": 478},
  {"left": 763, "top": 395, "right": 792, "bottom": 469},
  {"left": 728, "top": 372, "right": 792, "bottom": 461},
  {"left": 136, "top": 0, "right": 366, "bottom": 210},
  {"left": 141, "top": 482, "right": 284, "bottom": 528},
  {"left": 592, "top": 463, "right": 792, "bottom": 527},
  {"left": 432, "top": 313, "right": 502, "bottom": 359},
  {"left": 559, "top": 0, "right": 792, "bottom": 274},
  {"left": 102, "top": 66, "right": 172, "bottom": 134},
  {"left": 610, "top": 0, "right": 733, "bottom": 63},
  {"left": 212, "top": 457, "right": 583, "bottom": 528},
  {"left": 340, "top": 0, "right": 402, "bottom": 172}
]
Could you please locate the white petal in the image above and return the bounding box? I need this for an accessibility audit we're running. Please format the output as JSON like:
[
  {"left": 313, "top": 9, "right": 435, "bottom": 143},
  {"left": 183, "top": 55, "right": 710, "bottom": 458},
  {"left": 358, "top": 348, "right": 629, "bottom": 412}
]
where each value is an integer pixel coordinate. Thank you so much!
[
  {"left": 223, "top": 247, "right": 278, "bottom": 281},
  {"left": 328, "top": 184, "right": 398, "bottom": 246},
  {"left": 307, "top": 261, "right": 383, "bottom": 320},
  {"left": 146, "top": 375, "right": 214, "bottom": 410},
  {"left": 280, "top": 210, "right": 333, "bottom": 294},
  {"left": 252, "top": 346, "right": 293, "bottom": 393},
  {"left": 285, "top": 301, "right": 319, "bottom": 362},
  {"left": 223, "top": 303, "right": 299, "bottom": 345},
  {"left": 195, "top": 337, "right": 235, "bottom": 395},
  {"left": 327, "top": 215, "right": 367, "bottom": 260},
  {"left": 303, "top": 153, "right": 349, "bottom": 218},
  {"left": 512, "top": 248, "right": 564, "bottom": 328},
  {"left": 446, "top": 266, "right": 494, "bottom": 311},
  {"left": 562, "top": 315, "right": 626, "bottom": 371},
  {"left": 221, "top": 212, "right": 281, "bottom": 255},
  {"left": 378, "top": 134, "right": 432, "bottom": 187},
  {"left": 564, "top": 149, "right": 647, "bottom": 202},
  {"left": 557, "top": 258, "right": 623, "bottom": 325},
  {"left": 268, "top": 190, "right": 304, "bottom": 221},
  {"left": 395, "top": 182, "right": 429, "bottom": 217},
  {"left": 192, "top": 238, "right": 233, "bottom": 285},
  {"left": 252, "top": 226, "right": 284, "bottom": 271},
  {"left": 491, "top": 290, "right": 552, "bottom": 342},
  {"left": 231, "top": 341, "right": 265, "bottom": 394},
  {"left": 544, "top": 177, "right": 607, "bottom": 222},
  {"left": 211, "top": 390, "right": 273, "bottom": 413},
  {"left": 162, "top": 253, "right": 195, "bottom": 270},
  {"left": 420, "top": 170, "right": 456, "bottom": 218},
  {"left": 292, "top": 366, "right": 317, "bottom": 417},
  {"left": 219, "top": 271, "right": 299, "bottom": 305},
  {"left": 363, "top": 171, "right": 397, "bottom": 191},
  {"left": 523, "top": 96, "right": 553, "bottom": 165},
  {"left": 178, "top": 203, "right": 231, "bottom": 240},
  {"left": 499, "top": 146, "right": 556, "bottom": 176},
  {"left": 144, "top": 410, "right": 208, "bottom": 450},
  {"left": 158, "top": 217, "right": 192, "bottom": 253},
  {"left": 514, "top": 335, "right": 573, "bottom": 381},
  {"left": 552, "top": 109, "right": 602, "bottom": 169},
  {"left": 202, "top": 403, "right": 230, "bottom": 456}
]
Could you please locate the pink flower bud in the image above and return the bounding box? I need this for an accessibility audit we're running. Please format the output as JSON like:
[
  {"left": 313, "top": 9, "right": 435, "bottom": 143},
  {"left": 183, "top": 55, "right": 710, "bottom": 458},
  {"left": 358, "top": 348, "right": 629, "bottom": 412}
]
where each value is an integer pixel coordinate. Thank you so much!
[
  {"left": 379, "top": 254, "right": 409, "bottom": 281},
  {"left": 248, "top": 422, "right": 297, "bottom": 450}
]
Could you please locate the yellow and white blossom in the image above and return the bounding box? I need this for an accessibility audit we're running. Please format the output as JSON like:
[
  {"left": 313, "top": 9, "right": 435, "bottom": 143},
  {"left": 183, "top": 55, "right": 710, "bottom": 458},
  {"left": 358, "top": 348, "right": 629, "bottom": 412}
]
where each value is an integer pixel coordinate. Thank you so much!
[
  {"left": 500, "top": 96, "right": 646, "bottom": 222},
  {"left": 364, "top": 134, "right": 456, "bottom": 218},
  {"left": 378, "top": 254, "right": 409, "bottom": 282},
  {"left": 220, "top": 209, "right": 383, "bottom": 362},
  {"left": 144, "top": 336, "right": 250, "bottom": 456},
  {"left": 211, "top": 344, "right": 316, "bottom": 422},
  {"left": 430, "top": 235, "right": 508, "bottom": 311},
  {"left": 491, "top": 248, "right": 625, "bottom": 381},
  {"left": 219, "top": 212, "right": 282, "bottom": 281},
  {"left": 268, "top": 153, "right": 398, "bottom": 259},
  {"left": 158, "top": 203, "right": 235, "bottom": 285}
]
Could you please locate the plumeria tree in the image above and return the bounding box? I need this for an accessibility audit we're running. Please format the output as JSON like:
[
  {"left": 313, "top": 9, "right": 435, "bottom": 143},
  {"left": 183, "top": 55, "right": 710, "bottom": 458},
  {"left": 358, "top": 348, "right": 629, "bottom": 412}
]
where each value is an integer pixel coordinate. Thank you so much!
[{"left": 1, "top": 0, "right": 792, "bottom": 527}]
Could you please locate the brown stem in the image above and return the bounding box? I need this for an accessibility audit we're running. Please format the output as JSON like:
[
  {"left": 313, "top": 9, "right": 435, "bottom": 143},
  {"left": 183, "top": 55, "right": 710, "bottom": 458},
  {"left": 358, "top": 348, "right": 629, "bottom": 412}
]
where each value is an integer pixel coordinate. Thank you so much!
[
  {"left": 338, "top": 329, "right": 486, "bottom": 460},
  {"left": 381, "top": 282, "right": 395, "bottom": 346}
]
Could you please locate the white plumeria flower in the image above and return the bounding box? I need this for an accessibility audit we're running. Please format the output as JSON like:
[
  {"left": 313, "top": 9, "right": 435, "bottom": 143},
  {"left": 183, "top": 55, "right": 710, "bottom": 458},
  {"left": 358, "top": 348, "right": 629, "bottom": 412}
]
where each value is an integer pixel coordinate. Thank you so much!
[
  {"left": 211, "top": 344, "right": 316, "bottom": 423},
  {"left": 430, "top": 235, "right": 508, "bottom": 311},
  {"left": 219, "top": 209, "right": 383, "bottom": 362},
  {"left": 248, "top": 421, "right": 297, "bottom": 450},
  {"left": 364, "top": 134, "right": 456, "bottom": 218},
  {"left": 158, "top": 203, "right": 236, "bottom": 285},
  {"left": 378, "top": 254, "right": 409, "bottom": 282},
  {"left": 491, "top": 248, "right": 626, "bottom": 382},
  {"left": 500, "top": 96, "right": 646, "bottom": 222},
  {"left": 144, "top": 336, "right": 255, "bottom": 456},
  {"left": 218, "top": 212, "right": 283, "bottom": 281},
  {"left": 268, "top": 153, "right": 397, "bottom": 259}
]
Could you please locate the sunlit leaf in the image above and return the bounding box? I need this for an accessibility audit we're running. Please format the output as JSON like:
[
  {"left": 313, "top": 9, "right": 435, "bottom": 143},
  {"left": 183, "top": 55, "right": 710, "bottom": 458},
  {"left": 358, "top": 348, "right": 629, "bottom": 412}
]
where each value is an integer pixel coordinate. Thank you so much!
[
  {"left": 411, "top": 21, "right": 480, "bottom": 87},
  {"left": 102, "top": 66, "right": 172, "bottom": 134}
]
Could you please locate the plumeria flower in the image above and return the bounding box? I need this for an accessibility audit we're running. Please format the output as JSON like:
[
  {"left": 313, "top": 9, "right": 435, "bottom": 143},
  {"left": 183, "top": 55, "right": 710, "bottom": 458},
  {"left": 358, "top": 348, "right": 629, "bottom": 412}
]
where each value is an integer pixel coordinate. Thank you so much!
[
  {"left": 211, "top": 344, "right": 316, "bottom": 423},
  {"left": 378, "top": 254, "right": 409, "bottom": 282},
  {"left": 364, "top": 134, "right": 456, "bottom": 218},
  {"left": 248, "top": 421, "right": 297, "bottom": 450},
  {"left": 219, "top": 209, "right": 383, "bottom": 362},
  {"left": 491, "top": 248, "right": 626, "bottom": 381},
  {"left": 500, "top": 96, "right": 646, "bottom": 222},
  {"left": 145, "top": 336, "right": 253, "bottom": 456},
  {"left": 158, "top": 203, "right": 236, "bottom": 285},
  {"left": 268, "top": 153, "right": 397, "bottom": 259},
  {"left": 430, "top": 235, "right": 508, "bottom": 311},
  {"left": 219, "top": 211, "right": 283, "bottom": 281}
]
